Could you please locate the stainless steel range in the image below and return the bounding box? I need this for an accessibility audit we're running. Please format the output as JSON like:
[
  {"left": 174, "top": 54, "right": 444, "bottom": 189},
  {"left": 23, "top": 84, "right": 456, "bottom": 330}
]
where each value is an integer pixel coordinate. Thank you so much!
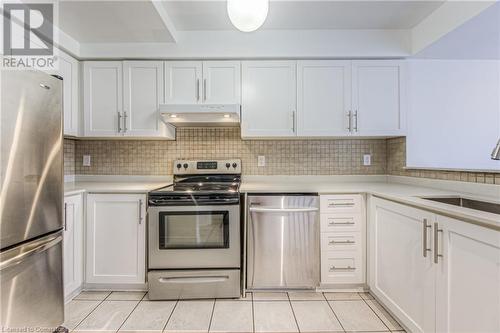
[{"left": 147, "top": 159, "right": 241, "bottom": 300}]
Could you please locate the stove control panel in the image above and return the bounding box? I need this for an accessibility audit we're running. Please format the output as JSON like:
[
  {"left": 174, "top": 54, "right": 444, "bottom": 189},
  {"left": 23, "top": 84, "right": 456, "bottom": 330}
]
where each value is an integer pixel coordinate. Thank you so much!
[{"left": 173, "top": 159, "right": 242, "bottom": 175}]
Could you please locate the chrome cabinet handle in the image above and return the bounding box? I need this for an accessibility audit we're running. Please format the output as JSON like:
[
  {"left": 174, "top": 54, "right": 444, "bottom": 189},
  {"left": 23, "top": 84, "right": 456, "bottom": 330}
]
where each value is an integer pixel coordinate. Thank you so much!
[
  {"left": 64, "top": 203, "right": 67, "bottom": 231},
  {"left": 328, "top": 221, "right": 354, "bottom": 225},
  {"left": 291, "top": 111, "right": 296, "bottom": 133},
  {"left": 117, "top": 112, "right": 122, "bottom": 132},
  {"left": 329, "top": 240, "right": 355, "bottom": 245},
  {"left": 422, "top": 218, "right": 431, "bottom": 257},
  {"left": 123, "top": 111, "right": 128, "bottom": 132},
  {"left": 347, "top": 111, "right": 352, "bottom": 132},
  {"left": 353, "top": 110, "right": 358, "bottom": 132},
  {"left": 330, "top": 266, "right": 355, "bottom": 272},
  {"left": 203, "top": 78, "right": 207, "bottom": 101},
  {"left": 138, "top": 199, "right": 143, "bottom": 224},
  {"left": 196, "top": 79, "right": 200, "bottom": 101},
  {"left": 434, "top": 223, "right": 443, "bottom": 264},
  {"left": 328, "top": 202, "right": 354, "bottom": 207}
]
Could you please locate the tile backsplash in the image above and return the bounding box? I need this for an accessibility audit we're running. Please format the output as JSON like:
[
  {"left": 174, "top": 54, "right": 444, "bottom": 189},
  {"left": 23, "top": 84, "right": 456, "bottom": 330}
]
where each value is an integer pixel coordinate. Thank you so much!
[
  {"left": 68, "top": 128, "right": 386, "bottom": 176},
  {"left": 64, "top": 129, "right": 499, "bottom": 184}
]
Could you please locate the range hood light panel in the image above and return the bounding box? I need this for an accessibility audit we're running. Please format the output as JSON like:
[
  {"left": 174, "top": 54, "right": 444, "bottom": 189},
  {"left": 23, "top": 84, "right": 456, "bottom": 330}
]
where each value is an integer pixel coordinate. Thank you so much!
[
  {"left": 223, "top": 114, "right": 231, "bottom": 118},
  {"left": 170, "top": 114, "right": 177, "bottom": 118}
]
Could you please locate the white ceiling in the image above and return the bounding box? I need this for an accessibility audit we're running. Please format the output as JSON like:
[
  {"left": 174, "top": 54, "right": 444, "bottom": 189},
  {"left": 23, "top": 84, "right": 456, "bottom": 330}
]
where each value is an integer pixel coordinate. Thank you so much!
[
  {"left": 162, "top": 0, "right": 445, "bottom": 31},
  {"left": 59, "top": 1, "right": 175, "bottom": 43},
  {"left": 59, "top": 0, "right": 445, "bottom": 44}
]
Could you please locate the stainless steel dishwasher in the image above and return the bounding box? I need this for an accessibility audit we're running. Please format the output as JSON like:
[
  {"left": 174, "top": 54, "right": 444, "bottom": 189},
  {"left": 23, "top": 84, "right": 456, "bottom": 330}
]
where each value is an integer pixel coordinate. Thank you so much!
[{"left": 246, "top": 194, "right": 319, "bottom": 290}]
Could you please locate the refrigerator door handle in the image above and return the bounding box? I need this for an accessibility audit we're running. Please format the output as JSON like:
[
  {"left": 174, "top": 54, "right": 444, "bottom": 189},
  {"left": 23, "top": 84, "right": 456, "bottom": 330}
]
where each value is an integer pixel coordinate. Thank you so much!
[{"left": 0, "top": 235, "right": 62, "bottom": 271}]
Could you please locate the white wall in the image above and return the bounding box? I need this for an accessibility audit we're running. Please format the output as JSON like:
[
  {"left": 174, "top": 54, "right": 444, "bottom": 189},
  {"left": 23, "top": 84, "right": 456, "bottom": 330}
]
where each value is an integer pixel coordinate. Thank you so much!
[{"left": 407, "top": 59, "right": 500, "bottom": 171}]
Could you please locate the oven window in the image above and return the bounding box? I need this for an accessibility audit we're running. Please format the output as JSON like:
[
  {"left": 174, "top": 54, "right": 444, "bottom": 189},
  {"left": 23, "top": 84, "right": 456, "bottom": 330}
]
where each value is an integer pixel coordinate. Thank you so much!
[{"left": 158, "top": 211, "right": 229, "bottom": 249}]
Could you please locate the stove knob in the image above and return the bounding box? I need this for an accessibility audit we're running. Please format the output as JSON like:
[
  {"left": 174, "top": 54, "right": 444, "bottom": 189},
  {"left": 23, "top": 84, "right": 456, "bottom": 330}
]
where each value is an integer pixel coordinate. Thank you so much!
[
  {"left": 176, "top": 163, "right": 182, "bottom": 169},
  {"left": 225, "top": 163, "right": 231, "bottom": 169},
  {"left": 232, "top": 162, "right": 238, "bottom": 169},
  {"left": 183, "top": 163, "right": 188, "bottom": 169}
]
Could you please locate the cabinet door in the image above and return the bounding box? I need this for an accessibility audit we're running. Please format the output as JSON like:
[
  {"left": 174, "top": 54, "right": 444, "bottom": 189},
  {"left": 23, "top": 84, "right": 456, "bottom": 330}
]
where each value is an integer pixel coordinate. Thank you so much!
[
  {"left": 59, "top": 51, "right": 79, "bottom": 137},
  {"left": 83, "top": 61, "right": 123, "bottom": 137},
  {"left": 297, "top": 61, "right": 351, "bottom": 136},
  {"left": 352, "top": 61, "right": 406, "bottom": 136},
  {"left": 86, "top": 194, "right": 146, "bottom": 285},
  {"left": 63, "top": 194, "right": 83, "bottom": 299},
  {"left": 369, "top": 198, "right": 435, "bottom": 333},
  {"left": 436, "top": 215, "right": 500, "bottom": 333},
  {"left": 123, "top": 61, "right": 174, "bottom": 138},
  {"left": 202, "top": 61, "right": 241, "bottom": 104},
  {"left": 164, "top": 61, "right": 202, "bottom": 104},
  {"left": 241, "top": 61, "right": 297, "bottom": 138}
]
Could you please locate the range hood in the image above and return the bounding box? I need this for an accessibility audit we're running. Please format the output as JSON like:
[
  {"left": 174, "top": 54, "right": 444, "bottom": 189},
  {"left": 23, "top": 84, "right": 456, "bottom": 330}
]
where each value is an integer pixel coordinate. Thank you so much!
[{"left": 160, "top": 104, "right": 240, "bottom": 127}]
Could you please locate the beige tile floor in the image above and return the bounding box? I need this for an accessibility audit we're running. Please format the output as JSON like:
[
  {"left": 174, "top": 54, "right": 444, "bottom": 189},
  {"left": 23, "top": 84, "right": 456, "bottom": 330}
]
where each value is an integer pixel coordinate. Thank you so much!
[{"left": 65, "top": 291, "right": 406, "bottom": 333}]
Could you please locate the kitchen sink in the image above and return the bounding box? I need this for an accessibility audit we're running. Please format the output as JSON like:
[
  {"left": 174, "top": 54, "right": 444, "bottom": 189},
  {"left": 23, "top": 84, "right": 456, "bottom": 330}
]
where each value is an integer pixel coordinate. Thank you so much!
[{"left": 421, "top": 197, "right": 500, "bottom": 215}]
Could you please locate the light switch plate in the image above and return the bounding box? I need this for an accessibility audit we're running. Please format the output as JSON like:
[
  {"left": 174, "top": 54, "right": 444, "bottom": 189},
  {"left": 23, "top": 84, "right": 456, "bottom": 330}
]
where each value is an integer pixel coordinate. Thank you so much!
[
  {"left": 363, "top": 154, "right": 371, "bottom": 166},
  {"left": 83, "top": 155, "right": 91, "bottom": 166},
  {"left": 258, "top": 155, "right": 266, "bottom": 167}
]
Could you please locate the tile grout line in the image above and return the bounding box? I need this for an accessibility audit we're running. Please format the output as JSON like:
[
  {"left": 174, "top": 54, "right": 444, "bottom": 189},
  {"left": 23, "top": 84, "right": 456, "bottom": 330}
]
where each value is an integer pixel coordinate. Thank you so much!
[
  {"left": 358, "top": 292, "right": 391, "bottom": 332},
  {"left": 286, "top": 292, "right": 301, "bottom": 333},
  {"left": 207, "top": 298, "right": 217, "bottom": 333},
  {"left": 71, "top": 292, "right": 110, "bottom": 332},
  {"left": 114, "top": 298, "right": 142, "bottom": 333},
  {"left": 323, "top": 292, "right": 347, "bottom": 333},
  {"left": 162, "top": 299, "right": 179, "bottom": 333}
]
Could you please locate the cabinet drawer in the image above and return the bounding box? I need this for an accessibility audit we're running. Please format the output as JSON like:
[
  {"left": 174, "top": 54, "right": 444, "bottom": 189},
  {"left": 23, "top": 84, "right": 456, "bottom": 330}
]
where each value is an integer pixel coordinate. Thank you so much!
[
  {"left": 321, "top": 232, "right": 361, "bottom": 252},
  {"left": 320, "top": 195, "right": 363, "bottom": 213},
  {"left": 321, "top": 214, "right": 362, "bottom": 232},
  {"left": 321, "top": 253, "right": 364, "bottom": 284}
]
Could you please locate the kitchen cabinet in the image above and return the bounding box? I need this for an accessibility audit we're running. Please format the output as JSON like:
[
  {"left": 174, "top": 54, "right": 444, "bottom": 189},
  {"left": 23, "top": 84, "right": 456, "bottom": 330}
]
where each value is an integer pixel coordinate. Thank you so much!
[
  {"left": 58, "top": 50, "right": 80, "bottom": 137},
  {"left": 83, "top": 61, "right": 123, "bottom": 137},
  {"left": 351, "top": 60, "right": 406, "bottom": 136},
  {"left": 241, "top": 61, "right": 297, "bottom": 138},
  {"left": 164, "top": 61, "right": 240, "bottom": 104},
  {"left": 320, "top": 195, "right": 365, "bottom": 285},
  {"left": 86, "top": 194, "right": 146, "bottom": 285},
  {"left": 297, "top": 61, "right": 351, "bottom": 136},
  {"left": 123, "top": 61, "right": 175, "bottom": 138},
  {"left": 63, "top": 193, "right": 83, "bottom": 300},
  {"left": 435, "top": 215, "right": 500, "bottom": 333},
  {"left": 84, "top": 61, "right": 174, "bottom": 139},
  {"left": 369, "top": 197, "right": 500, "bottom": 333}
]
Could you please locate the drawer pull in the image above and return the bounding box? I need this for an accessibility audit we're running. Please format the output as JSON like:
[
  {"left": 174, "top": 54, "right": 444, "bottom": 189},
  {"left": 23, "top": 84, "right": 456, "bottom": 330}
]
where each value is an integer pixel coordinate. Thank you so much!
[
  {"left": 328, "top": 221, "right": 355, "bottom": 226},
  {"left": 328, "top": 240, "right": 355, "bottom": 245},
  {"left": 328, "top": 202, "right": 354, "bottom": 207},
  {"left": 330, "top": 266, "right": 356, "bottom": 272}
]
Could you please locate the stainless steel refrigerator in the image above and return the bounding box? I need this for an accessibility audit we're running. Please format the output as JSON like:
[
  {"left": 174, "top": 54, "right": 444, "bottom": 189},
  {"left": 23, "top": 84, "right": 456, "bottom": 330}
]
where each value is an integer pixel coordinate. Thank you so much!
[{"left": 0, "top": 70, "right": 64, "bottom": 330}]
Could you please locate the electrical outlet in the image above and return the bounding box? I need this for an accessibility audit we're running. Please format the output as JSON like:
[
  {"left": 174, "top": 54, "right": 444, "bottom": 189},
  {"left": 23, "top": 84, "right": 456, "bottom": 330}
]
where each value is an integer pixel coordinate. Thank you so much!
[
  {"left": 363, "top": 154, "right": 371, "bottom": 166},
  {"left": 258, "top": 155, "right": 266, "bottom": 167},
  {"left": 83, "top": 155, "right": 91, "bottom": 166}
]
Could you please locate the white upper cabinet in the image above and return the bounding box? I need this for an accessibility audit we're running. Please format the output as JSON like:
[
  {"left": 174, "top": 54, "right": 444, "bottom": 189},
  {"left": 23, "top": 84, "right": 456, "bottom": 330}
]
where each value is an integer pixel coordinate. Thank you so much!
[
  {"left": 58, "top": 50, "right": 80, "bottom": 137},
  {"left": 241, "top": 61, "right": 297, "bottom": 138},
  {"left": 297, "top": 61, "right": 351, "bottom": 136},
  {"left": 164, "top": 61, "right": 240, "bottom": 105},
  {"left": 164, "top": 61, "right": 202, "bottom": 104},
  {"left": 123, "top": 61, "right": 174, "bottom": 138},
  {"left": 351, "top": 60, "right": 406, "bottom": 136},
  {"left": 202, "top": 61, "right": 241, "bottom": 104},
  {"left": 86, "top": 193, "right": 146, "bottom": 285},
  {"left": 83, "top": 61, "right": 123, "bottom": 137}
]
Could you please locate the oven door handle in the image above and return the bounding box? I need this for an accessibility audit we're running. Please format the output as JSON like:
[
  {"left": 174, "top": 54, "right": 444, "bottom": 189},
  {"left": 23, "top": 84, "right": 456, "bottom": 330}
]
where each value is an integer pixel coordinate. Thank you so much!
[
  {"left": 249, "top": 206, "right": 319, "bottom": 213},
  {"left": 158, "top": 276, "right": 230, "bottom": 284}
]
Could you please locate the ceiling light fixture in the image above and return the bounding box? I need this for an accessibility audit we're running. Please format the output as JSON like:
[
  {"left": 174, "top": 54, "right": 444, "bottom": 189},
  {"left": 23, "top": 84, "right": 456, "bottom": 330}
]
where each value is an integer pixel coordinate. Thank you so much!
[{"left": 227, "top": 0, "right": 269, "bottom": 32}]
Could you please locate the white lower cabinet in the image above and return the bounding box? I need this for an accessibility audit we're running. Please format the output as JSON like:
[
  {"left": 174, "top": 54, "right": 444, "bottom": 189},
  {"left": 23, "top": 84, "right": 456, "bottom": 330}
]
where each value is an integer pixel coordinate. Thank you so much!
[
  {"left": 320, "top": 194, "right": 365, "bottom": 285},
  {"left": 369, "top": 197, "right": 500, "bottom": 333},
  {"left": 85, "top": 193, "right": 146, "bottom": 285},
  {"left": 63, "top": 193, "right": 84, "bottom": 299}
]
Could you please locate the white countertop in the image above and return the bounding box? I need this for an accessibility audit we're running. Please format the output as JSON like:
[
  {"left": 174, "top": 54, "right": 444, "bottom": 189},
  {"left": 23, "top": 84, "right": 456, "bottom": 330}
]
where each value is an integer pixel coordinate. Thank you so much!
[{"left": 64, "top": 175, "right": 500, "bottom": 231}]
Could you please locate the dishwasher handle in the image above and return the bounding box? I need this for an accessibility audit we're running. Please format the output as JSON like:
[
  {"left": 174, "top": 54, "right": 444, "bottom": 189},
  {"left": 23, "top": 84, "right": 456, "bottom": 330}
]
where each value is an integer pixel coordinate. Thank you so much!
[{"left": 249, "top": 206, "right": 319, "bottom": 213}]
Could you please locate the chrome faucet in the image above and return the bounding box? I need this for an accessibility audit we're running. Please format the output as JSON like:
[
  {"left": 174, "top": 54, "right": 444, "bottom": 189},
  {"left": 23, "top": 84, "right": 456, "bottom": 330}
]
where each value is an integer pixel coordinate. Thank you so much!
[{"left": 491, "top": 139, "right": 500, "bottom": 160}]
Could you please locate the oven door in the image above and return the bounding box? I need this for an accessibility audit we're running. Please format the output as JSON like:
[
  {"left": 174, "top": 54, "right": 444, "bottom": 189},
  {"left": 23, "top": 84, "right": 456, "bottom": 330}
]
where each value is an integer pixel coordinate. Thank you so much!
[{"left": 148, "top": 205, "right": 240, "bottom": 269}]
